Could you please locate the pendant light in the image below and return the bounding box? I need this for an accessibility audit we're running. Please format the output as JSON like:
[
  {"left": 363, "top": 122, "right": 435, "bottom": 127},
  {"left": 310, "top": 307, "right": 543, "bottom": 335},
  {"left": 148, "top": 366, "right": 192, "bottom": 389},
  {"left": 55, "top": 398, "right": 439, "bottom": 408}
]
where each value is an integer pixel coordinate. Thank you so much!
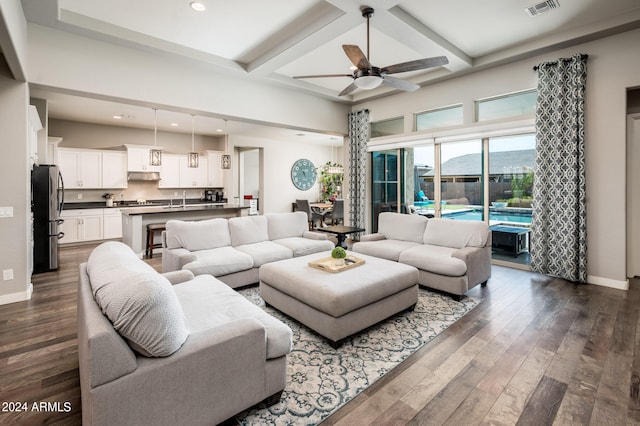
[
  {"left": 149, "top": 108, "right": 162, "bottom": 166},
  {"left": 188, "top": 114, "right": 199, "bottom": 168},
  {"left": 221, "top": 119, "right": 231, "bottom": 169}
]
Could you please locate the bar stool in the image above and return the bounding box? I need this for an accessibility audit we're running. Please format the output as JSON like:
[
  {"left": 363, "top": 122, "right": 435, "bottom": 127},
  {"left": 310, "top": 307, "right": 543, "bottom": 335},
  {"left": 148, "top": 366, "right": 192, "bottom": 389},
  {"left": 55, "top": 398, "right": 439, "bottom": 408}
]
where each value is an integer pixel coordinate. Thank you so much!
[{"left": 146, "top": 223, "right": 166, "bottom": 258}]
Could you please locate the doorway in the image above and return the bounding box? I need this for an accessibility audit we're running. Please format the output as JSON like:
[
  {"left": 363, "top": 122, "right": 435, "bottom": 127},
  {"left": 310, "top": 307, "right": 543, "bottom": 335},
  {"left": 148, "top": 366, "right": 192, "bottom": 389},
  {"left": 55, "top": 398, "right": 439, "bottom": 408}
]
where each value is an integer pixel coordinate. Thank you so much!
[
  {"left": 627, "top": 112, "right": 640, "bottom": 278},
  {"left": 236, "top": 147, "right": 262, "bottom": 214}
]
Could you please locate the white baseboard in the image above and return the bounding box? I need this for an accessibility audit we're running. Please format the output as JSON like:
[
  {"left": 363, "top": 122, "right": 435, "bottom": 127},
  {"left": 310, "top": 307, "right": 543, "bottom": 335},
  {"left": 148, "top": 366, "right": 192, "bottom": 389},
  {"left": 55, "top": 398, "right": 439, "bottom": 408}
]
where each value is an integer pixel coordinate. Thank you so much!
[
  {"left": 0, "top": 283, "right": 33, "bottom": 306},
  {"left": 587, "top": 275, "right": 629, "bottom": 290}
]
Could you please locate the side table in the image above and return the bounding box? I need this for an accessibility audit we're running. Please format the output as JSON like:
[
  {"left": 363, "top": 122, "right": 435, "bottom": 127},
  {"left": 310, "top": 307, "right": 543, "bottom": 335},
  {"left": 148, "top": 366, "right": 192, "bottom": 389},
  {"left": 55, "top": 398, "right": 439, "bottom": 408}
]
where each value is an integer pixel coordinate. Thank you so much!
[{"left": 315, "top": 225, "right": 365, "bottom": 249}]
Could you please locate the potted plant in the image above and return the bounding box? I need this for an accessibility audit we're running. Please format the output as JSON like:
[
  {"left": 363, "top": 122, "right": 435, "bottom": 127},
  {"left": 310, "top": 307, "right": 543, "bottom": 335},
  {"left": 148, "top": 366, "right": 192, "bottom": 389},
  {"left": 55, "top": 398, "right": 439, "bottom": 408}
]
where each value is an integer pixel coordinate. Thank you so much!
[
  {"left": 318, "top": 162, "right": 344, "bottom": 202},
  {"left": 331, "top": 246, "right": 347, "bottom": 266}
]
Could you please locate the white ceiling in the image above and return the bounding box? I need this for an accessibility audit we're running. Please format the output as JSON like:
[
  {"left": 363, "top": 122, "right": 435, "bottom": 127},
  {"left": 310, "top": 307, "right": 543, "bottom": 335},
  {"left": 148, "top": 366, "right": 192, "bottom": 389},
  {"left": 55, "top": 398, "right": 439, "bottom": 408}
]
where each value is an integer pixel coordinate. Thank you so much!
[{"left": 21, "top": 0, "right": 640, "bottom": 142}]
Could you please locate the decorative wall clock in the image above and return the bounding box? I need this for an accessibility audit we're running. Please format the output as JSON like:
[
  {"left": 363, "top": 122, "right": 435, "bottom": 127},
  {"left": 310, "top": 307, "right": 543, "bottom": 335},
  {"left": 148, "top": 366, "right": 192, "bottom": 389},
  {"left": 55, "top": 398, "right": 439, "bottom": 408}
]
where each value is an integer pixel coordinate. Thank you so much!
[{"left": 291, "top": 159, "right": 317, "bottom": 190}]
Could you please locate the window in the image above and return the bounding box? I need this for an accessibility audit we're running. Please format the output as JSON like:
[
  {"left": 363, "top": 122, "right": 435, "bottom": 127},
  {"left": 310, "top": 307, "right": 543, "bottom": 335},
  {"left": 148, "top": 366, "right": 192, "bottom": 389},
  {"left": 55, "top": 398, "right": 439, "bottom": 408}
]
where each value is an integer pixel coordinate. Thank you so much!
[
  {"left": 476, "top": 90, "right": 537, "bottom": 122},
  {"left": 488, "top": 134, "right": 535, "bottom": 226},
  {"left": 371, "top": 117, "right": 404, "bottom": 138},
  {"left": 440, "top": 140, "right": 484, "bottom": 221},
  {"left": 415, "top": 105, "right": 463, "bottom": 131}
]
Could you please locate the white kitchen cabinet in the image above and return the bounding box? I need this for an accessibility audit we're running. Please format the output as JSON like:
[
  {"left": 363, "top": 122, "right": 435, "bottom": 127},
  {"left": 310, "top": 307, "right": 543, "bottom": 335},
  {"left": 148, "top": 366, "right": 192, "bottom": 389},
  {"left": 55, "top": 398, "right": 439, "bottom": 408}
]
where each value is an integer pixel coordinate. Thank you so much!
[
  {"left": 58, "top": 148, "right": 103, "bottom": 189},
  {"left": 206, "top": 150, "right": 224, "bottom": 187},
  {"left": 59, "top": 209, "right": 104, "bottom": 244},
  {"left": 125, "top": 145, "right": 161, "bottom": 172},
  {"left": 103, "top": 208, "right": 123, "bottom": 239},
  {"left": 180, "top": 156, "right": 208, "bottom": 187},
  {"left": 158, "top": 154, "right": 181, "bottom": 188},
  {"left": 101, "top": 151, "right": 128, "bottom": 189},
  {"left": 159, "top": 154, "right": 208, "bottom": 188}
]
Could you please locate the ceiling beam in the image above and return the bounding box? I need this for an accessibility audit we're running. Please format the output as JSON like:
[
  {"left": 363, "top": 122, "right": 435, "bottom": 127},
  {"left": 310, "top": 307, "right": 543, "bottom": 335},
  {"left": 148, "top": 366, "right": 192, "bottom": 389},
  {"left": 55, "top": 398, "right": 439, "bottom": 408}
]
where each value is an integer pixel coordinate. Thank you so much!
[
  {"left": 241, "top": 2, "right": 349, "bottom": 75},
  {"left": 382, "top": 6, "right": 472, "bottom": 70}
]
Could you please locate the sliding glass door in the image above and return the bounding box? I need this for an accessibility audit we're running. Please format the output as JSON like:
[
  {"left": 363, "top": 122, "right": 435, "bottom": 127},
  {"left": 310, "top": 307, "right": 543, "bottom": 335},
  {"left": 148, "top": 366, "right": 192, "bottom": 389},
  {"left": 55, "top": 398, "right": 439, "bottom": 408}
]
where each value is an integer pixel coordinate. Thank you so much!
[
  {"left": 371, "top": 150, "right": 405, "bottom": 232},
  {"left": 440, "top": 140, "right": 484, "bottom": 221},
  {"left": 487, "top": 135, "right": 535, "bottom": 226}
]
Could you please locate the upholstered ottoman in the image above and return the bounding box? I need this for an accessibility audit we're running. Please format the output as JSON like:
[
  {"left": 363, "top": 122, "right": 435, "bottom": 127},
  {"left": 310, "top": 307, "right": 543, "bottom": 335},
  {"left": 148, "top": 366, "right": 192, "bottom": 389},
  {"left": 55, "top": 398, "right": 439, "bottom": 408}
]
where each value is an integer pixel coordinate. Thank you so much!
[{"left": 259, "top": 251, "right": 419, "bottom": 347}]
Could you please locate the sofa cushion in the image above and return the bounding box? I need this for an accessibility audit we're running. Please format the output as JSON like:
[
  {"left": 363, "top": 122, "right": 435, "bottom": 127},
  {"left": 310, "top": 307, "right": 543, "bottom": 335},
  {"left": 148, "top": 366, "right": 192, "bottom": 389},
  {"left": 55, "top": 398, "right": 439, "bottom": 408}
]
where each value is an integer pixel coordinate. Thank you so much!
[
  {"left": 272, "top": 237, "right": 335, "bottom": 257},
  {"left": 182, "top": 246, "right": 254, "bottom": 277},
  {"left": 266, "top": 212, "right": 308, "bottom": 240},
  {"left": 86, "top": 241, "right": 189, "bottom": 357},
  {"left": 423, "top": 218, "right": 489, "bottom": 249},
  {"left": 352, "top": 239, "right": 421, "bottom": 262},
  {"left": 378, "top": 212, "right": 428, "bottom": 243},
  {"left": 399, "top": 244, "right": 467, "bottom": 277},
  {"left": 165, "top": 218, "right": 231, "bottom": 251},
  {"left": 229, "top": 216, "right": 269, "bottom": 246},
  {"left": 235, "top": 241, "right": 293, "bottom": 267},
  {"left": 173, "top": 275, "right": 293, "bottom": 359}
]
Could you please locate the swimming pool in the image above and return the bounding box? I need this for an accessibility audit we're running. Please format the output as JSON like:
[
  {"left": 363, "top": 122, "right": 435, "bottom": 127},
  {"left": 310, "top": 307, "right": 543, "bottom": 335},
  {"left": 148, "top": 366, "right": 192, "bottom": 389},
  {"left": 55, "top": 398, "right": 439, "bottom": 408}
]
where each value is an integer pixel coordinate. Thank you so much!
[{"left": 445, "top": 209, "right": 532, "bottom": 224}]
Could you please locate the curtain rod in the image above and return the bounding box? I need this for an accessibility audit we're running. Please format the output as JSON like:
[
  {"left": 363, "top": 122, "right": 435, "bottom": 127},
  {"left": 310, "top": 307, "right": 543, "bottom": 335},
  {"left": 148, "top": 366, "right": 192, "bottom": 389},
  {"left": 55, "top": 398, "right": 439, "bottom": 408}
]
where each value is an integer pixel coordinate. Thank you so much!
[{"left": 533, "top": 54, "right": 588, "bottom": 71}]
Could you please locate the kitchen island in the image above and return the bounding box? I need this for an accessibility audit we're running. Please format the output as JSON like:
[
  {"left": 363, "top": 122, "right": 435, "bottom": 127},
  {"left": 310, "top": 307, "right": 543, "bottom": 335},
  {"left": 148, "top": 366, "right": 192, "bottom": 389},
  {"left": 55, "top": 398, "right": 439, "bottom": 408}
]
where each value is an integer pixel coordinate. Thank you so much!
[{"left": 121, "top": 203, "right": 249, "bottom": 257}]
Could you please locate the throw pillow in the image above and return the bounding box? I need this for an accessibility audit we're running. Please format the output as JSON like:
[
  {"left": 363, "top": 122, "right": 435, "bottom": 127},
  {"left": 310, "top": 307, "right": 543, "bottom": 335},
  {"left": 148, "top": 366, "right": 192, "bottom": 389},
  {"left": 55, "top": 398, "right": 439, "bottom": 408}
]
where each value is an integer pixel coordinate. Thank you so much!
[{"left": 86, "top": 241, "right": 189, "bottom": 357}]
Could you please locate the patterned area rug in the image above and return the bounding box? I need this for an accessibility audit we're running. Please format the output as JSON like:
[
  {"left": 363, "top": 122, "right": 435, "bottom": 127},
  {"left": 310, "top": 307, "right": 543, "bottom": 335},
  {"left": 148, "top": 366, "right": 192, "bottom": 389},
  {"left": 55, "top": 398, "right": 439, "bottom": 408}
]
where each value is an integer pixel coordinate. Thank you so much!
[{"left": 235, "top": 287, "right": 481, "bottom": 425}]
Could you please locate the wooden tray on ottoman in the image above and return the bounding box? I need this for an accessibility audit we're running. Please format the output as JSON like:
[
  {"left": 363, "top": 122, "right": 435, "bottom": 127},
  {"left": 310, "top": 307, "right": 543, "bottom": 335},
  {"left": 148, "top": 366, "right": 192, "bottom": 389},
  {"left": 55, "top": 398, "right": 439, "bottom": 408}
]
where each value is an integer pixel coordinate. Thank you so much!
[{"left": 308, "top": 256, "right": 365, "bottom": 273}]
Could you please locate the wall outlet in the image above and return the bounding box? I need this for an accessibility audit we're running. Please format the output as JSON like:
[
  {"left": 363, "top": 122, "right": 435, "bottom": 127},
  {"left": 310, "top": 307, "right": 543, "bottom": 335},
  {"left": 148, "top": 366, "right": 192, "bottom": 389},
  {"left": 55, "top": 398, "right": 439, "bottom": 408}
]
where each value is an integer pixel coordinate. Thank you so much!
[
  {"left": 3, "top": 269, "right": 13, "bottom": 280},
  {"left": 0, "top": 207, "right": 13, "bottom": 217},
  {"left": 77, "top": 193, "right": 83, "bottom": 199}
]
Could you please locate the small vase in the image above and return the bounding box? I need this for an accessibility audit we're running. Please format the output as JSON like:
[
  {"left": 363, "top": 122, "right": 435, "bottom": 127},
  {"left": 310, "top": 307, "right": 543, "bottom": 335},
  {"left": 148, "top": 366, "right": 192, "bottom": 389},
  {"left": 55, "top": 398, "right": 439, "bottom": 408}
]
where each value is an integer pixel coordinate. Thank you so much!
[{"left": 333, "top": 258, "right": 345, "bottom": 267}]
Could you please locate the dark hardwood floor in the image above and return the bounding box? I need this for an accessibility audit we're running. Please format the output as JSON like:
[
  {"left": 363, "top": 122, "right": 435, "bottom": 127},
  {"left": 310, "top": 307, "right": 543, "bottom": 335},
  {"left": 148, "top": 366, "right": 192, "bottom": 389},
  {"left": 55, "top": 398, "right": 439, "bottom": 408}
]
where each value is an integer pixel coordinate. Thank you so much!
[{"left": 1, "top": 243, "right": 638, "bottom": 425}]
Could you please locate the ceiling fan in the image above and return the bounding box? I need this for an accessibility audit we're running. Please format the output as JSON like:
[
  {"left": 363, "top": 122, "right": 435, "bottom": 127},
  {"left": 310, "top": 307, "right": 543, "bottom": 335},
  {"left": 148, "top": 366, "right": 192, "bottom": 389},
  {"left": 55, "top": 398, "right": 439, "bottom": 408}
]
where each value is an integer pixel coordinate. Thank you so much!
[{"left": 294, "top": 6, "right": 449, "bottom": 96}]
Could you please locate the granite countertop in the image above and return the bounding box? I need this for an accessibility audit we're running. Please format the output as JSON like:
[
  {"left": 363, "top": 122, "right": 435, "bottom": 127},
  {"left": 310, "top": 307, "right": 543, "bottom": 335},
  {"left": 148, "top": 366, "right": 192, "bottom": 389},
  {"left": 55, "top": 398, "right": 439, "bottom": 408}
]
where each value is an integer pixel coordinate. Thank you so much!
[{"left": 63, "top": 199, "right": 220, "bottom": 210}]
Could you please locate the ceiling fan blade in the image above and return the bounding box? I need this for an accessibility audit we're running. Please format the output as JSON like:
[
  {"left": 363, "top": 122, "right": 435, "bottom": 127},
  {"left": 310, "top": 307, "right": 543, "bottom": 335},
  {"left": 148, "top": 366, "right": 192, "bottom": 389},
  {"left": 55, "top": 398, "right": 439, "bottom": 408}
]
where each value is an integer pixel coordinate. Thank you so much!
[
  {"left": 338, "top": 82, "right": 359, "bottom": 96},
  {"left": 343, "top": 45, "right": 371, "bottom": 69},
  {"left": 382, "top": 56, "right": 449, "bottom": 75},
  {"left": 293, "top": 74, "right": 352, "bottom": 79},
  {"left": 381, "top": 76, "right": 420, "bottom": 92}
]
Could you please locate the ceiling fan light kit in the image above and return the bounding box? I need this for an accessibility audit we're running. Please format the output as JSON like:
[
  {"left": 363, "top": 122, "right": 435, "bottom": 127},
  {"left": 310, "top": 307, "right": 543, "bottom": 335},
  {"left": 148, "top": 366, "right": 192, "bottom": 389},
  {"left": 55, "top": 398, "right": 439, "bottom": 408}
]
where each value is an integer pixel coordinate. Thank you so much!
[
  {"left": 293, "top": 6, "right": 448, "bottom": 96},
  {"left": 354, "top": 75, "right": 383, "bottom": 90}
]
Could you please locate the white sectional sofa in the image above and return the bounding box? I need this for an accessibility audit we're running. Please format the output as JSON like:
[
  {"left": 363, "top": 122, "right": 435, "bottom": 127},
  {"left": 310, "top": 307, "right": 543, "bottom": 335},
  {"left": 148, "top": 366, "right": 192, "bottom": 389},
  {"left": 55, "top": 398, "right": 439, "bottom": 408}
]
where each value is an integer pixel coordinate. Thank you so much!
[
  {"left": 162, "top": 211, "right": 335, "bottom": 288},
  {"left": 352, "top": 212, "right": 492, "bottom": 299},
  {"left": 78, "top": 241, "right": 293, "bottom": 426}
]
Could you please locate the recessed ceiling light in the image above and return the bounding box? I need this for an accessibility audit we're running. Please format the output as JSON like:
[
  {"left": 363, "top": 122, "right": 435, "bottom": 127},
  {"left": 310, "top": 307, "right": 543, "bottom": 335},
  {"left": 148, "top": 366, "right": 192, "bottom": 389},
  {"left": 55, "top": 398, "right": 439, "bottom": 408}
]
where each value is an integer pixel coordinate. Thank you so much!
[
  {"left": 170, "top": 122, "right": 179, "bottom": 127},
  {"left": 216, "top": 128, "right": 223, "bottom": 132},
  {"left": 189, "top": 1, "right": 206, "bottom": 12},
  {"left": 113, "top": 113, "right": 134, "bottom": 120}
]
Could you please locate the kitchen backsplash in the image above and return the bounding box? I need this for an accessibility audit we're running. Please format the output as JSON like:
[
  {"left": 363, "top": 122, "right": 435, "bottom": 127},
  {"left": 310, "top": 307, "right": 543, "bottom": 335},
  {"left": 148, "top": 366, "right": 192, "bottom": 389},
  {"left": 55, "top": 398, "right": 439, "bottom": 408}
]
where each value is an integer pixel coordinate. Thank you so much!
[{"left": 64, "top": 181, "right": 216, "bottom": 204}]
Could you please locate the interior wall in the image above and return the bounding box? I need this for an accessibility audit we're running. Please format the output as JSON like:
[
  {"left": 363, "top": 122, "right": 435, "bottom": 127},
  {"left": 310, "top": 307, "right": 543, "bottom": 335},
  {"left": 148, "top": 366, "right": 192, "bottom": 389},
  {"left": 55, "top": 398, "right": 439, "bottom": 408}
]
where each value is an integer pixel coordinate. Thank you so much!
[
  {"left": 26, "top": 23, "right": 350, "bottom": 136},
  {"left": 229, "top": 135, "right": 335, "bottom": 213},
  {"left": 353, "top": 28, "right": 640, "bottom": 288},
  {"left": 48, "top": 119, "right": 222, "bottom": 153},
  {"left": 0, "top": 58, "right": 31, "bottom": 303}
]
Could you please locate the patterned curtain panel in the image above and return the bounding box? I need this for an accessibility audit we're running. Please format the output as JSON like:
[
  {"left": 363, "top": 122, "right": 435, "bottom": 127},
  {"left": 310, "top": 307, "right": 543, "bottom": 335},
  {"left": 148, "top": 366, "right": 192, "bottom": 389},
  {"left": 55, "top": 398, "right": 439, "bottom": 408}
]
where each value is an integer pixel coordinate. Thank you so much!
[
  {"left": 348, "top": 109, "right": 369, "bottom": 231},
  {"left": 530, "top": 54, "right": 588, "bottom": 283}
]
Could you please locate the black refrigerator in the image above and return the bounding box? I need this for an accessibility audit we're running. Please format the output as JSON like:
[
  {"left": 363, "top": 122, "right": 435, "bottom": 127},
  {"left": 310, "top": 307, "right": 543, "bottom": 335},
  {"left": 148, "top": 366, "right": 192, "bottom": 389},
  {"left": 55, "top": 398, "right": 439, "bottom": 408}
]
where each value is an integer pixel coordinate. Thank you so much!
[{"left": 32, "top": 165, "right": 65, "bottom": 273}]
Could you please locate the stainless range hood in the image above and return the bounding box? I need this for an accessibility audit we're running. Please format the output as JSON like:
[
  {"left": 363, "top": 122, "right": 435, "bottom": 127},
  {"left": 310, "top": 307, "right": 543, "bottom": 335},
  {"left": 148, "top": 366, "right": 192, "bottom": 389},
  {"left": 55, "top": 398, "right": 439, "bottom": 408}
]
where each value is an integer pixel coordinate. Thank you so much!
[{"left": 127, "top": 171, "right": 161, "bottom": 181}]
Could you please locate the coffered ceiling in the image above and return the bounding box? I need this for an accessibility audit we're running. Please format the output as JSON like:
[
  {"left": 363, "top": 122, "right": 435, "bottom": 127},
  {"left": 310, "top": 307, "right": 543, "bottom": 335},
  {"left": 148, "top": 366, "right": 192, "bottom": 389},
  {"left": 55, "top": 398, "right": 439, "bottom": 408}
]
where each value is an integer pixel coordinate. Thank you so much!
[{"left": 20, "top": 0, "right": 640, "bottom": 140}]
